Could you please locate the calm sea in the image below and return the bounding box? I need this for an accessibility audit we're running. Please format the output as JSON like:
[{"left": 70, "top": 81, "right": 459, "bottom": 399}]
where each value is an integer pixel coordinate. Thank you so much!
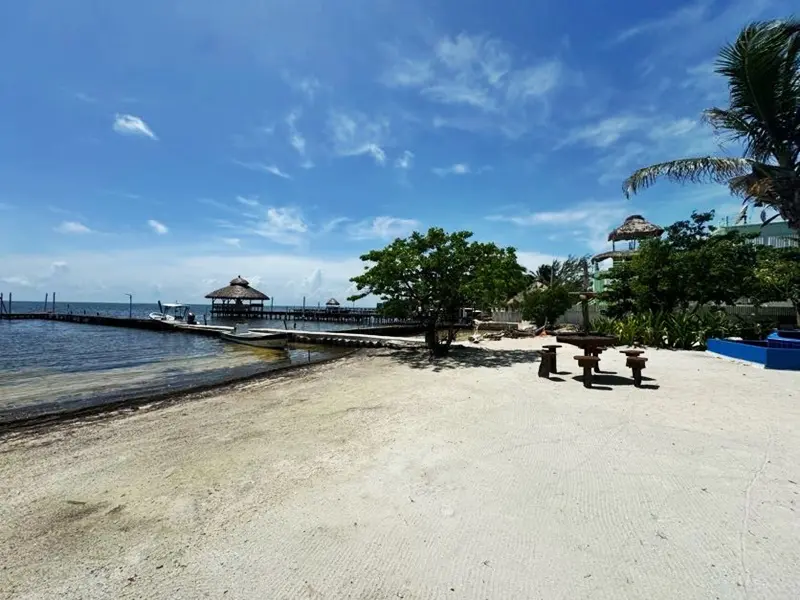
[{"left": 0, "top": 301, "right": 357, "bottom": 423}]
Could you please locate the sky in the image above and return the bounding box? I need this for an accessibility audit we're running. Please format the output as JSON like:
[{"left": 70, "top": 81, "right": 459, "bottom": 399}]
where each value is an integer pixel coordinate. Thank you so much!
[{"left": 0, "top": 0, "right": 795, "bottom": 304}]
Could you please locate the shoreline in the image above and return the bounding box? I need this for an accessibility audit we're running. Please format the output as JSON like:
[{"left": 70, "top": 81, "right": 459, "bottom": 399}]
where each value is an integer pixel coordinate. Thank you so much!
[
  {"left": 2, "top": 338, "right": 799, "bottom": 599},
  {"left": 0, "top": 348, "right": 360, "bottom": 436}
]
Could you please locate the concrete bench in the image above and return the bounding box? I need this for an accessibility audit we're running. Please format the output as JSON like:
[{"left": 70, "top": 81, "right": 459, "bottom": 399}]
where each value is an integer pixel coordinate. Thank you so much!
[
  {"left": 541, "top": 344, "right": 562, "bottom": 373},
  {"left": 574, "top": 355, "right": 600, "bottom": 388},
  {"left": 626, "top": 356, "right": 648, "bottom": 387}
]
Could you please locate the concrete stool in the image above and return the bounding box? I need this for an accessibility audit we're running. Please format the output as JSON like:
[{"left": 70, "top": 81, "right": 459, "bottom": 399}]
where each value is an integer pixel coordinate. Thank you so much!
[
  {"left": 574, "top": 355, "right": 600, "bottom": 388},
  {"left": 538, "top": 349, "right": 555, "bottom": 378},
  {"left": 626, "top": 356, "right": 648, "bottom": 387},
  {"left": 542, "top": 344, "right": 562, "bottom": 373},
  {"left": 621, "top": 349, "right": 645, "bottom": 358}
]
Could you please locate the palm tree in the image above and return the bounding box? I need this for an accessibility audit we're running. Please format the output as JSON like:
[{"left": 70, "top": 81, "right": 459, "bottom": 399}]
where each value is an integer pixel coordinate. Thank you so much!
[{"left": 623, "top": 20, "right": 800, "bottom": 231}]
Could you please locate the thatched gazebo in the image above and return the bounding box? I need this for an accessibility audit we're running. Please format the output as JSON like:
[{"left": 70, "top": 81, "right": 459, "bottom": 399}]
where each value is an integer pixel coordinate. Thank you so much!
[
  {"left": 607, "top": 214, "right": 664, "bottom": 251},
  {"left": 325, "top": 297, "right": 341, "bottom": 312},
  {"left": 206, "top": 276, "right": 269, "bottom": 318}
]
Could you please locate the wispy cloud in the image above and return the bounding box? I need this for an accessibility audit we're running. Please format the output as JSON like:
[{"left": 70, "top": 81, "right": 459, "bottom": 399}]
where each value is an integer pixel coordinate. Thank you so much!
[
  {"left": 221, "top": 237, "right": 241, "bottom": 247},
  {"left": 236, "top": 195, "right": 260, "bottom": 207},
  {"left": 113, "top": 114, "right": 158, "bottom": 140},
  {"left": 432, "top": 163, "right": 470, "bottom": 176},
  {"left": 286, "top": 110, "right": 307, "bottom": 158},
  {"left": 74, "top": 91, "right": 97, "bottom": 103},
  {"left": 55, "top": 221, "right": 93, "bottom": 234},
  {"left": 327, "top": 110, "right": 389, "bottom": 165},
  {"left": 394, "top": 150, "right": 414, "bottom": 170},
  {"left": 148, "top": 219, "right": 169, "bottom": 235},
  {"left": 321, "top": 217, "right": 350, "bottom": 234},
  {"left": 0, "top": 202, "right": 13, "bottom": 210},
  {"left": 382, "top": 33, "right": 565, "bottom": 136},
  {"left": 250, "top": 207, "right": 308, "bottom": 245},
  {"left": 285, "top": 74, "right": 321, "bottom": 102},
  {"left": 347, "top": 216, "right": 420, "bottom": 240},
  {"left": 487, "top": 200, "right": 631, "bottom": 252},
  {"left": 233, "top": 160, "right": 292, "bottom": 179},
  {"left": 558, "top": 116, "right": 649, "bottom": 149},
  {"left": 613, "top": 1, "right": 711, "bottom": 43},
  {"left": 1, "top": 275, "right": 32, "bottom": 287}
]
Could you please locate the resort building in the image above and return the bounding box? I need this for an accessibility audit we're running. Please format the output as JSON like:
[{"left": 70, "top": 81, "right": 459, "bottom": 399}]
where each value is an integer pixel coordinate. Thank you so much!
[{"left": 713, "top": 210, "right": 798, "bottom": 249}]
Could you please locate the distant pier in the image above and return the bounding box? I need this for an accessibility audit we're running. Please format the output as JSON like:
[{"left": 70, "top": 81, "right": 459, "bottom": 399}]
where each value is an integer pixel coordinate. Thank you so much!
[{"left": 0, "top": 312, "right": 425, "bottom": 348}]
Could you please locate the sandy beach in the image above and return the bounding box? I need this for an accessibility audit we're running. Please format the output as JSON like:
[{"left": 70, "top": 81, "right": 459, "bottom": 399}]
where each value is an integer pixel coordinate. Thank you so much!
[{"left": 2, "top": 337, "right": 799, "bottom": 599}]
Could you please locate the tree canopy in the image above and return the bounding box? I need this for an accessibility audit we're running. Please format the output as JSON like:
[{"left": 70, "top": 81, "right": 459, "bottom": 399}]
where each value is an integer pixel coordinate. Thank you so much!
[
  {"left": 623, "top": 20, "right": 800, "bottom": 231},
  {"left": 348, "top": 227, "right": 527, "bottom": 355},
  {"left": 601, "top": 211, "right": 760, "bottom": 317}
]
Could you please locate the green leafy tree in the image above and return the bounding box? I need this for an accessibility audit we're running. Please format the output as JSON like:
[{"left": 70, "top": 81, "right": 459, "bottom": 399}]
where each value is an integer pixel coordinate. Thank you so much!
[
  {"left": 602, "top": 211, "right": 759, "bottom": 315},
  {"left": 623, "top": 20, "right": 800, "bottom": 231},
  {"left": 348, "top": 228, "right": 527, "bottom": 356},
  {"left": 520, "top": 285, "right": 573, "bottom": 327},
  {"left": 753, "top": 246, "right": 800, "bottom": 324}
]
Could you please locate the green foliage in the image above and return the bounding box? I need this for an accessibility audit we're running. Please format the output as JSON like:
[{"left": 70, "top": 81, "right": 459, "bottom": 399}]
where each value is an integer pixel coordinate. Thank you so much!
[
  {"left": 591, "top": 310, "right": 742, "bottom": 350},
  {"left": 520, "top": 285, "right": 573, "bottom": 326},
  {"left": 623, "top": 20, "right": 800, "bottom": 230},
  {"left": 530, "top": 256, "right": 587, "bottom": 291},
  {"left": 601, "top": 211, "right": 759, "bottom": 315},
  {"left": 753, "top": 246, "right": 800, "bottom": 324},
  {"left": 349, "top": 227, "right": 527, "bottom": 355}
]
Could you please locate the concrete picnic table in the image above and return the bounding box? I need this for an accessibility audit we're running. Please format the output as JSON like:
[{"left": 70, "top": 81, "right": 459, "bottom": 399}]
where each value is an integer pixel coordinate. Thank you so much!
[{"left": 556, "top": 334, "right": 617, "bottom": 372}]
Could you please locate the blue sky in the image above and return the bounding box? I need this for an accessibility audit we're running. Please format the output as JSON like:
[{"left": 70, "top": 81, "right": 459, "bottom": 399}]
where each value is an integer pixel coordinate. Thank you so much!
[{"left": 0, "top": 0, "right": 794, "bottom": 303}]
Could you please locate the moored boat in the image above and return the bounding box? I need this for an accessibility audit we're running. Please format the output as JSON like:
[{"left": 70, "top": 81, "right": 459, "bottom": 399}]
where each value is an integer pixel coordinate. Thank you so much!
[
  {"left": 149, "top": 302, "right": 191, "bottom": 322},
  {"left": 221, "top": 323, "right": 288, "bottom": 349}
]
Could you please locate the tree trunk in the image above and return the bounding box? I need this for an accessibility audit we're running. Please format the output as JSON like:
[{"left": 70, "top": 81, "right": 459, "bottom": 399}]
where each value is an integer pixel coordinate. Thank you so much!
[{"left": 424, "top": 320, "right": 452, "bottom": 356}]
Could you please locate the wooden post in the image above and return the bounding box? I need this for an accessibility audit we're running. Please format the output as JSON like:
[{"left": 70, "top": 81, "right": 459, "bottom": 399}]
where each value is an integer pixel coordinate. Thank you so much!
[
  {"left": 8, "top": 292, "right": 11, "bottom": 314},
  {"left": 44, "top": 293, "right": 49, "bottom": 313},
  {"left": 52, "top": 292, "right": 56, "bottom": 313},
  {"left": 581, "top": 259, "right": 590, "bottom": 333},
  {"left": 0, "top": 293, "right": 4, "bottom": 315}
]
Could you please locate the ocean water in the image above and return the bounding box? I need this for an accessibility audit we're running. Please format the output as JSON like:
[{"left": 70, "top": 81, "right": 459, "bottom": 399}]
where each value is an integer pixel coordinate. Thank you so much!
[
  {"left": 0, "top": 317, "right": 350, "bottom": 423},
  {"left": 4, "top": 300, "right": 364, "bottom": 332}
]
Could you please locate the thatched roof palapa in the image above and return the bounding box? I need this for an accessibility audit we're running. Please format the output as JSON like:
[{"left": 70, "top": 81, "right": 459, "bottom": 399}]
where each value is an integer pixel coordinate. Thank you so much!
[
  {"left": 607, "top": 215, "right": 664, "bottom": 242},
  {"left": 326, "top": 298, "right": 340, "bottom": 306},
  {"left": 205, "top": 275, "right": 269, "bottom": 300}
]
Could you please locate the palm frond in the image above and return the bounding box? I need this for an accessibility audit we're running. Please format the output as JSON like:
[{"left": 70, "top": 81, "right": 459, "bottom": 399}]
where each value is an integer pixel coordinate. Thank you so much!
[
  {"left": 622, "top": 157, "right": 752, "bottom": 198},
  {"left": 716, "top": 20, "right": 800, "bottom": 164}
]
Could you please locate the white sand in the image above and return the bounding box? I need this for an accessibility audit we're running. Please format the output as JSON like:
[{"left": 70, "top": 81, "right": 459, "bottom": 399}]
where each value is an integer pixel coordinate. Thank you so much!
[{"left": 2, "top": 337, "right": 799, "bottom": 599}]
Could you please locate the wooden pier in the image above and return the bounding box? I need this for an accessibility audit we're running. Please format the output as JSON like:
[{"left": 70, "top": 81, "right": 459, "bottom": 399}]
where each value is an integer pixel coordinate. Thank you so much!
[{"left": 0, "top": 312, "right": 425, "bottom": 348}]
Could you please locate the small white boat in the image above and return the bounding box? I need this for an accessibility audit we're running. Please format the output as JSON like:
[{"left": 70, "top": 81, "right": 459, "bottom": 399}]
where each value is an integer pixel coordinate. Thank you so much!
[
  {"left": 221, "top": 323, "right": 288, "bottom": 349},
  {"left": 149, "top": 301, "right": 190, "bottom": 322}
]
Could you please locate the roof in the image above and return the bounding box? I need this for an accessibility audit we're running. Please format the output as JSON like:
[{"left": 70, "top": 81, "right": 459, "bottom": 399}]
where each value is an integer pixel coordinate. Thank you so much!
[
  {"left": 608, "top": 215, "right": 664, "bottom": 242},
  {"left": 162, "top": 303, "right": 186, "bottom": 308},
  {"left": 205, "top": 275, "right": 269, "bottom": 300},
  {"left": 326, "top": 298, "right": 340, "bottom": 306}
]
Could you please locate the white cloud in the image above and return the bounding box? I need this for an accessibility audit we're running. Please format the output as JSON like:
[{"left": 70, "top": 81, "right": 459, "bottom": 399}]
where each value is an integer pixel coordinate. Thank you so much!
[
  {"left": 382, "top": 33, "right": 565, "bottom": 135},
  {"left": 285, "top": 74, "right": 321, "bottom": 101},
  {"left": 233, "top": 160, "right": 292, "bottom": 179},
  {"left": 1, "top": 248, "right": 368, "bottom": 305},
  {"left": 347, "top": 216, "right": 420, "bottom": 240},
  {"left": 559, "top": 116, "right": 648, "bottom": 149},
  {"left": 327, "top": 110, "right": 389, "bottom": 165},
  {"left": 54, "top": 221, "right": 93, "bottom": 234},
  {"left": 286, "top": 110, "right": 307, "bottom": 157},
  {"left": 432, "top": 163, "right": 470, "bottom": 176},
  {"left": 321, "top": 217, "right": 350, "bottom": 234},
  {"left": 148, "top": 219, "right": 169, "bottom": 235},
  {"left": 74, "top": 92, "right": 97, "bottom": 103},
  {"left": 113, "top": 114, "right": 158, "bottom": 140},
  {"left": 221, "top": 238, "right": 241, "bottom": 247},
  {"left": 1, "top": 275, "right": 32, "bottom": 287},
  {"left": 613, "top": 1, "right": 711, "bottom": 43},
  {"left": 394, "top": 150, "right": 414, "bottom": 170},
  {"left": 236, "top": 195, "right": 260, "bottom": 207},
  {"left": 250, "top": 207, "right": 308, "bottom": 245},
  {"left": 487, "top": 200, "right": 631, "bottom": 252}
]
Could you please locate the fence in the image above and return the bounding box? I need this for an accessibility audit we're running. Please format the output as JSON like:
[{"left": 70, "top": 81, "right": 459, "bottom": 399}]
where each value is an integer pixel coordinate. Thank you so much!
[{"left": 492, "top": 303, "right": 797, "bottom": 326}]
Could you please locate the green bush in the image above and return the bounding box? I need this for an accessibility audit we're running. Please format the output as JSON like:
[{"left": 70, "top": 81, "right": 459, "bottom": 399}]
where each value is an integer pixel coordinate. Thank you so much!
[{"left": 590, "top": 309, "right": 742, "bottom": 350}]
